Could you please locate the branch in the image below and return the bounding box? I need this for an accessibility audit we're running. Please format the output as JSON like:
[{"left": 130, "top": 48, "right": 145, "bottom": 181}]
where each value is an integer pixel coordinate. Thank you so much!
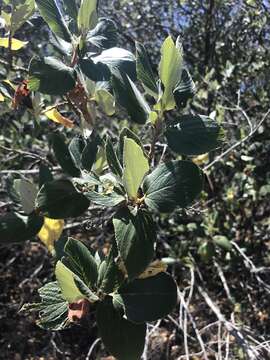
[{"left": 204, "top": 108, "right": 270, "bottom": 171}]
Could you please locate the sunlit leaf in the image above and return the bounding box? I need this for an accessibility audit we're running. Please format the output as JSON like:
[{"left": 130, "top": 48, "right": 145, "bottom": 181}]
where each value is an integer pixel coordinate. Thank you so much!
[
  {"left": 0, "top": 37, "right": 28, "bottom": 51},
  {"left": 78, "top": 0, "right": 98, "bottom": 33},
  {"left": 10, "top": 0, "right": 35, "bottom": 36},
  {"left": 123, "top": 138, "right": 149, "bottom": 200},
  {"left": 44, "top": 108, "right": 74, "bottom": 128},
  {"left": 55, "top": 261, "right": 85, "bottom": 303},
  {"left": 159, "top": 36, "right": 183, "bottom": 110},
  {"left": 38, "top": 217, "right": 64, "bottom": 253}
]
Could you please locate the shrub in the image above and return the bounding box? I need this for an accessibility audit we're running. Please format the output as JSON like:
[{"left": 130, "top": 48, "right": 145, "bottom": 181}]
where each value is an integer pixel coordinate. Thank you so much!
[{"left": 0, "top": 1, "right": 225, "bottom": 359}]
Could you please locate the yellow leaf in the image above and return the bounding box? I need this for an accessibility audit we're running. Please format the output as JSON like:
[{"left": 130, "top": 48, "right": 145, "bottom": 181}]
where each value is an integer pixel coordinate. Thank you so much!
[
  {"left": 44, "top": 108, "right": 74, "bottom": 128},
  {"left": 0, "top": 37, "right": 28, "bottom": 50},
  {"left": 0, "top": 93, "right": 4, "bottom": 102},
  {"left": 138, "top": 260, "right": 168, "bottom": 279},
  {"left": 3, "top": 79, "right": 16, "bottom": 90},
  {"left": 38, "top": 217, "right": 64, "bottom": 253},
  {"left": 193, "top": 153, "right": 209, "bottom": 166}
]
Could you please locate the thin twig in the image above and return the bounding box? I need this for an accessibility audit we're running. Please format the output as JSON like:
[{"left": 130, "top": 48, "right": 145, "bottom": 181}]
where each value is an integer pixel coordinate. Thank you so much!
[
  {"left": 204, "top": 108, "right": 270, "bottom": 171},
  {"left": 85, "top": 338, "right": 101, "bottom": 360}
]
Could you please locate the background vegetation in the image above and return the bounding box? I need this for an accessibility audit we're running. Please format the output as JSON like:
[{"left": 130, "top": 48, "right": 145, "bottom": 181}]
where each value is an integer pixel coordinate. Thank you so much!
[{"left": 0, "top": 0, "right": 270, "bottom": 359}]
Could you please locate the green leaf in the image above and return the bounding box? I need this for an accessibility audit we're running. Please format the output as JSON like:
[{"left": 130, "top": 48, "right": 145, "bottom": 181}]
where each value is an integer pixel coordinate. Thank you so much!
[
  {"left": 165, "top": 115, "right": 225, "bottom": 155},
  {"left": 81, "top": 132, "right": 100, "bottom": 171},
  {"left": 85, "top": 191, "right": 125, "bottom": 207},
  {"left": 13, "top": 179, "right": 38, "bottom": 214},
  {"left": 86, "top": 18, "right": 117, "bottom": 49},
  {"left": 63, "top": 0, "right": 78, "bottom": 22},
  {"left": 136, "top": 41, "right": 158, "bottom": 97},
  {"left": 64, "top": 238, "right": 98, "bottom": 288},
  {"left": 55, "top": 261, "right": 85, "bottom": 303},
  {"left": 77, "top": 0, "right": 98, "bottom": 33},
  {"left": 94, "top": 48, "right": 136, "bottom": 80},
  {"left": 159, "top": 36, "right": 183, "bottom": 110},
  {"left": 118, "top": 127, "right": 144, "bottom": 165},
  {"left": 36, "top": 0, "right": 71, "bottom": 42},
  {"left": 112, "top": 72, "right": 150, "bottom": 124},
  {"left": 22, "top": 281, "right": 70, "bottom": 330},
  {"left": 72, "top": 276, "right": 99, "bottom": 302},
  {"left": 80, "top": 47, "right": 136, "bottom": 89},
  {"left": 39, "top": 164, "right": 53, "bottom": 188},
  {"left": 68, "top": 136, "right": 87, "bottom": 169},
  {"left": 173, "top": 68, "right": 196, "bottom": 108},
  {"left": 36, "top": 179, "right": 90, "bottom": 219},
  {"left": 198, "top": 241, "right": 215, "bottom": 262},
  {"left": 123, "top": 138, "right": 149, "bottom": 200},
  {"left": 28, "top": 56, "right": 76, "bottom": 95},
  {"left": 113, "top": 208, "right": 155, "bottom": 280},
  {"left": 93, "top": 146, "right": 107, "bottom": 174},
  {"left": 0, "top": 213, "right": 44, "bottom": 244},
  {"left": 97, "top": 242, "right": 124, "bottom": 294},
  {"left": 50, "top": 133, "right": 81, "bottom": 177},
  {"left": 97, "top": 297, "right": 146, "bottom": 360},
  {"left": 213, "top": 235, "right": 232, "bottom": 251},
  {"left": 10, "top": 0, "right": 35, "bottom": 36},
  {"left": 95, "top": 89, "right": 115, "bottom": 116},
  {"left": 142, "top": 160, "right": 203, "bottom": 213},
  {"left": 105, "top": 137, "right": 123, "bottom": 177},
  {"left": 119, "top": 272, "right": 178, "bottom": 323}
]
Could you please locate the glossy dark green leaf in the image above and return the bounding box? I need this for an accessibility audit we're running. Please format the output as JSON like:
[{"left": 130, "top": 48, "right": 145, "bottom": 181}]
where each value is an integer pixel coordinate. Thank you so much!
[
  {"left": 64, "top": 237, "right": 98, "bottom": 288},
  {"left": 28, "top": 56, "right": 76, "bottom": 95},
  {"left": 50, "top": 133, "right": 80, "bottom": 177},
  {"left": 97, "top": 297, "right": 146, "bottom": 360},
  {"left": 113, "top": 208, "right": 156, "bottom": 280},
  {"left": 81, "top": 132, "right": 100, "bottom": 171},
  {"left": 142, "top": 160, "right": 203, "bottom": 213},
  {"left": 36, "top": 179, "right": 90, "bottom": 219},
  {"left": 112, "top": 72, "right": 150, "bottom": 124},
  {"left": 119, "top": 272, "right": 178, "bottom": 323},
  {"left": 97, "top": 241, "right": 124, "bottom": 294},
  {"left": 165, "top": 115, "right": 225, "bottom": 155},
  {"left": 68, "top": 136, "right": 87, "bottom": 169},
  {"left": 39, "top": 163, "right": 53, "bottom": 188},
  {"left": 173, "top": 68, "right": 196, "bottom": 108},
  {"left": 22, "top": 281, "right": 70, "bottom": 330},
  {"left": 94, "top": 48, "right": 136, "bottom": 80},
  {"left": 136, "top": 41, "right": 158, "bottom": 97},
  {"left": 36, "top": 0, "right": 71, "bottom": 42},
  {"left": 80, "top": 47, "right": 136, "bottom": 83},
  {"left": 0, "top": 212, "right": 44, "bottom": 244},
  {"left": 49, "top": 32, "right": 73, "bottom": 57},
  {"left": 86, "top": 18, "right": 117, "bottom": 49},
  {"left": 79, "top": 57, "right": 111, "bottom": 82},
  {"left": 63, "top": 0, "right": 78, "bottom": 22},
  {"left": 105, "top": 137, "right": 123, "bottom": 177}
]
